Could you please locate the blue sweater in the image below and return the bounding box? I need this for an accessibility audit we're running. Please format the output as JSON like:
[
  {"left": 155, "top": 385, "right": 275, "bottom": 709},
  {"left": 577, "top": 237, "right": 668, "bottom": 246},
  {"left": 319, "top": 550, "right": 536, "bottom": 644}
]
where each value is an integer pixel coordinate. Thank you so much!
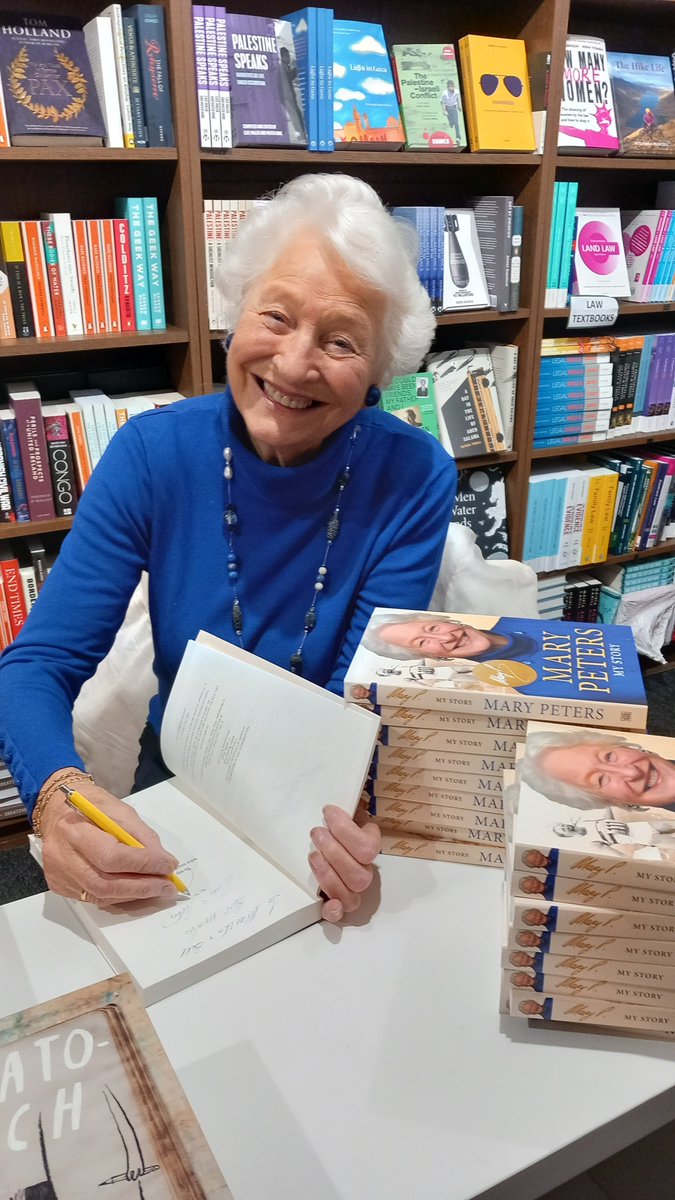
[{"left": 0, "top": 389, "right": 456, "bottom": 813}]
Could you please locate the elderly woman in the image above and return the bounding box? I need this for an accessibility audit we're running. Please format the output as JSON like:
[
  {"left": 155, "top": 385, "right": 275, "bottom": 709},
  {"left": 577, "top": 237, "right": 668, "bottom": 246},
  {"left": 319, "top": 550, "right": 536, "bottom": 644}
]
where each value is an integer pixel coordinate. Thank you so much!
[{"left": 0, "top": 173, "right": 456, "bottom": 921}]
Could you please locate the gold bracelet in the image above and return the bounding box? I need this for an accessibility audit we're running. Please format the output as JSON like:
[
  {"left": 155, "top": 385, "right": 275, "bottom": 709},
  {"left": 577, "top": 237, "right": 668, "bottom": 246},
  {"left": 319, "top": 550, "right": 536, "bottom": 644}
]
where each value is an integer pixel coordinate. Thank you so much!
[{"left": 32, "top": 770, "right": 94, "bottom": 839}]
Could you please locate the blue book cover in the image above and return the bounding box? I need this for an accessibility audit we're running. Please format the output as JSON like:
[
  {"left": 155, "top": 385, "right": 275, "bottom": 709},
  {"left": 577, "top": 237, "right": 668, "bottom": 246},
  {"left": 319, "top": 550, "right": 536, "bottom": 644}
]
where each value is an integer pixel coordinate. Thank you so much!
[
  {"left": 142, "top": 197, "right": 166, "bottom": 331},
  {"left": 0, "top": 413, "right": 29, "bottom": 523},
  {"left": 546, "top": 182, "right": 567, "bottom": 298},
  {"left": 523, "top": 475, "right": 554, "bottom": 568},
  {"left": 0, "top": 11, "right": 106, "bottom": 142},
  {"left": 558, "top": 180, "right": 579, "bottom": 304},
  {"left": 630, "top": 333, "right": 655, "bottom": 420},
  {"left": 318, "top": 6, "right": 333, "bottom": 151},
  {"left": 122, "top": 13, "right": 148, "bottom": 147},
  {"left": 226, "top": 13, "right": 306, "bottom": 146},
  {"left": 126, "top": 4, "right": 175, "bottom": 147},
  {"left": 542, "top": 475, "right": 570, "bottom": 570},
  {"left": 282, "top": 8, "right": 319, "bottom": 150},
  {"left": 332, "top": 19, "right": 403, "bottom": 149},
  {"left": 392, "top": 207, "right": 427, "bottom": 301},
  {"left": 608, "top": 52, "right": 675, "bottom": 156},
  {"left": 115, "top": 197, "right": 151, "bottom": 331}
]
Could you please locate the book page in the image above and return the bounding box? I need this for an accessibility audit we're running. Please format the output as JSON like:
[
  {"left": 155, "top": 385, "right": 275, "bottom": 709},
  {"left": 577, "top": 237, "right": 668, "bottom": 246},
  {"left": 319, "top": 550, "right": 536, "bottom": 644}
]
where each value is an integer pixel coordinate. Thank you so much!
[
  {"left": 160, "top": 638, "right": 380, "bottom": 892},
  {"left": 76, "top": 781, "right": 318, "bottom": 1002}
]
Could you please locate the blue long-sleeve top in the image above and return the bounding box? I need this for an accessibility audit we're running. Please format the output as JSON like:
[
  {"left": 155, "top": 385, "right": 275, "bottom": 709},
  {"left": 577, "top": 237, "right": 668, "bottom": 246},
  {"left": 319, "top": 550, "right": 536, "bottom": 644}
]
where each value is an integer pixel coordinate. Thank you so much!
[{"left": 0, "top": 388, "right": 457, "bottom": 814}]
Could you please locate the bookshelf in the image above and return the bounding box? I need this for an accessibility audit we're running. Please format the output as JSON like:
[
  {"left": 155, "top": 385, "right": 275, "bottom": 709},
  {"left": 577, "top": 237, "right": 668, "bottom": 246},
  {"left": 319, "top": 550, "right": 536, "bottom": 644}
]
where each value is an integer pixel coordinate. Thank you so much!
[{"left": 3, "top": 0, "right": 675, "bottom": 572}]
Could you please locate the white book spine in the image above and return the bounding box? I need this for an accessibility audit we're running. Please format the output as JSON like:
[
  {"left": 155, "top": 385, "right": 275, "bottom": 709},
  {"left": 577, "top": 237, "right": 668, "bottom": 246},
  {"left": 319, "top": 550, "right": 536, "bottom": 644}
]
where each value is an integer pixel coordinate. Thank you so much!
[
  {"left": 19, "top": 564, "right": 38, "bottom": 611},
  {"left": 203, "top": 201, "right": 216, "bottom": 330},
  {"left": 203, "top": 7, "right": 223, "bottom": 150},
  {"left": 214, "top": 6, "right": 232, "bottom": 149},
  {"left": 192, "top": 6, "right": 212, "bottom": 148},
  {"left": 83, "top": 16, "right": 124, "bottom": 148},
  {"left": 43, "top": 213, "right": 84, "bottom": 335},
  {"left": 20, "top": 221, "right": 54, "bottom": 337},
  {"left": 100, "top": 3, "right": 136, "bottom": 148}
]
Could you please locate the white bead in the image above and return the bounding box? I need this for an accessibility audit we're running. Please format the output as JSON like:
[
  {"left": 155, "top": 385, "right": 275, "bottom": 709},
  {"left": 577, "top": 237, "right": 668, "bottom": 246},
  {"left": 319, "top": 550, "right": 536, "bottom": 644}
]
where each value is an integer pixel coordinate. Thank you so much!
[
  {"left": 314, "top": 581, "right": 324, "bottom": 591},
  {"left": 318, "top": 566, "right": 328, "bottom": 575},
  {"left": 224, "top": 447, "right": 232, "bottom": 461},
  {"left": 224, "top": 466, "right": 233, "bottom": 479}
]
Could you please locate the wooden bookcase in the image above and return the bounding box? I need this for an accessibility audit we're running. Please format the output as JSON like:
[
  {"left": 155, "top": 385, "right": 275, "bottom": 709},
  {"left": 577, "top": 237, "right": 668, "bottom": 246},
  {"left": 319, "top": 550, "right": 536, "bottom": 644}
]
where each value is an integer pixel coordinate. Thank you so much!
[{"left": 1, "top": 0, "right": 675, "bottom": 570}]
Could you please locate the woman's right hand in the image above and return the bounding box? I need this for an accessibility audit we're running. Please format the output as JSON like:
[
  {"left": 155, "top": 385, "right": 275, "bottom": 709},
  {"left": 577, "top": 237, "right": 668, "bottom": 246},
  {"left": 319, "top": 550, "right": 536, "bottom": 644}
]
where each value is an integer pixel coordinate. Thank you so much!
[{"left": 39, "top": 772, "right": 180, "bottom": 909}]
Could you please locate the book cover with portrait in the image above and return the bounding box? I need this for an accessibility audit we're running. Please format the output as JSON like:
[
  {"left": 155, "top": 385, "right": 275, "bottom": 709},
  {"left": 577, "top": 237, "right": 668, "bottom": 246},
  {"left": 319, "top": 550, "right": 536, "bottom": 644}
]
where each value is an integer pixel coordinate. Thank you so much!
[
  {"left": 390, "top": 43, "right": 467, "bottom": 151},
  {"left": 343, "top": 608, "right": 647, "bottom": 728},
  {"left": 510, "top": 720, "right": 675, "bottom": 896},
  {"left": 608, "top": 51, "right": 675, "bottom": 157},
  {"left": 0, "top": 12, "right": 106, "bottom": 143}
]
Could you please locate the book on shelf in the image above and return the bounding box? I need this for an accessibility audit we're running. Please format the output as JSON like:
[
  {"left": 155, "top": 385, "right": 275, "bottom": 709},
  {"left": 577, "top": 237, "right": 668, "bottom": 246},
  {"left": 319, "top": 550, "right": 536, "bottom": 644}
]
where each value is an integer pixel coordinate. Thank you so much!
[
  {"left": 0, "top": 407, "right": 29, "bottom": 523},
  {"left": 42, "top": 212, "right": 85, "bottom": 337},
  {"left": 0, "top": 220, "right": 34, "bottom": 337},
  {"left": 379, "top": 371, "right": 440, "bottom": 439},
  {"left": 458, "top": 33, "right": 536, "bottom": 152},
  {"left": 509, "top": 205, "right": 524, "bottom": 309},
  {"left": 332, "top": 19, "right": 403, "bottom": 149},
  {"left": 0, "top": 544, "right": 27, "bottom": 639},
  {"left": 282, "top": 7, "right": 323, "bottom": 153},
  {"left": 83, "top": 12, "right": 125, "bottom": 148},
  {"left": 454, "top": 465, "right": 509, "bottom": 560},
  {"left": 545, "top": 180, "right": 579, "bottom": 307},
  {"left": 125, "top": 4, "right": 174, "bottom": 147},
  {"left": 43, "top": 406, "right": 78, "bottom": 519},
  {"left": 442, "top": 208, "right": 490, "bottom": 310},
  {"left": 470, "top": 196, "right": 514, "bottom": 311},
  {"left": 115, "top": 197, "right": 151, "bottom": 331},
  {"left": 225, "top": 12, "right": 307, "bottom": 147},
  {"left": 0, "top": 67, "right": 8, "bottom": 146},
  {"left": 390, "top": 42, "right": 467, "bottom": 151},
  {"left": 0, "top": 237, "right": 16, "bottom": 338},
  {"left": 42, "top": 631, "right": 379, "bottom": 1005},
  {"left": 570, "top": 208, "right": 631, "bottom": 299},
  {"left": 213, "top": 5, "right": 233, "bottom": 150},
  {"left": 608, "top": 51, "right": 675, "bottom": 157},
  {"left": 5, "top": 380, "right": 55, "bottom": 522},
  {"left": 0, "top": 974, "right": 232, "bottom": 1199},
  {"left": 142, "top": 197, "right": 166, "bottom": 330},
  {"left": 122, "top": 10, "right": 148, "bottom": 147},
  {"left": 529, "top": 48, "right": 551, "bottom": 154},
  {"left": 40, "top": 219, "right": 67, "bottom": 338},
  {"left": 0, "top": 11, "right": 106, "bottom": 144},
  {"left": 203, "top": 6, "right": 224, "bottom": 150},
  {"left": 426, "top": 347, "right": 506, "bottom": 457},
  {"left": 19, "top": 219, "right": 54, "bottom": 338},
  {"left": 99, "top": 3, "right": 136, "bottom": 149},
  {"left": 343, "top": 606, "right": 646, "bottom": 728},
  {"left": 557, "top": 35, "right": 620, "bottom": 154}
]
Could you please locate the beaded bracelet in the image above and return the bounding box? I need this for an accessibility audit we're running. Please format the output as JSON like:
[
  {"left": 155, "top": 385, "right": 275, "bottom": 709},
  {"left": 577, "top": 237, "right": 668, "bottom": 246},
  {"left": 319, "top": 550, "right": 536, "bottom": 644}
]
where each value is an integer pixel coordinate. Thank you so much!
[{"left": 32, "top": 769, "right": 94, "bottom": 839}]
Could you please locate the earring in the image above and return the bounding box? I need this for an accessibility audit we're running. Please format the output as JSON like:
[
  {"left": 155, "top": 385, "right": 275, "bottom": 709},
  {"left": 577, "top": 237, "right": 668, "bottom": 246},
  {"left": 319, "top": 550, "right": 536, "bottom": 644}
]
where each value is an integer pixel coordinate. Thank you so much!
[
  {"left": 224, "top": 333, "right": 233, "bottom": 350},
  {"left": 364, "top": 386, "right": 381, "bottom": 408}
]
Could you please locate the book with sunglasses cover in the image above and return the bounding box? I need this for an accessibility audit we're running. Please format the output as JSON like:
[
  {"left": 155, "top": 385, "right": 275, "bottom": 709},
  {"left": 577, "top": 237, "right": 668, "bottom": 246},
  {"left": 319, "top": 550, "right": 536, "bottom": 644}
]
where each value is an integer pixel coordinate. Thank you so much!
[
  {"left": 458, "top": 34, "right": 536, "bottom": 152},
  {"left": 510, "top": 720, "right": 675, "bottom": 895},
  {"left": 558, "top": 35, "right": 620, "bottom": 154},
  {"left": 343, "top": 608, "right": 647, "bottom": 730},
  {"left": 390, "top": 43, "right": 467, "bottom": 150},
  {"left": 608, "top": 51, "right": 675, "bottom": 157},
  {"left": 426, "top": 347, "right": 505, "bottom": 458}
]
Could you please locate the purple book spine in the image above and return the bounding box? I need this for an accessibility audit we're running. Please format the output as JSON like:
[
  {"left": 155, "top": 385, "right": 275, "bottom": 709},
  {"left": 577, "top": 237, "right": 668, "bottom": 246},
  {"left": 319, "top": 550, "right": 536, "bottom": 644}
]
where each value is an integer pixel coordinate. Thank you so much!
[
  {"left": 9, "top": 395, "right": 55, "bottom": 521},
  {"left": 227, "top": 13, "right": 290, "bottom": 146}
]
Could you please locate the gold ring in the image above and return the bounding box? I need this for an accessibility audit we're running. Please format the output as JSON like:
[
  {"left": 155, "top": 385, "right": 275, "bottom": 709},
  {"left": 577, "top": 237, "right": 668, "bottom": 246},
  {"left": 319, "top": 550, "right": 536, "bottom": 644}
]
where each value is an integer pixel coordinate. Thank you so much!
[{"left": 79, "top": 889, "right": 88, "bottom": 903}]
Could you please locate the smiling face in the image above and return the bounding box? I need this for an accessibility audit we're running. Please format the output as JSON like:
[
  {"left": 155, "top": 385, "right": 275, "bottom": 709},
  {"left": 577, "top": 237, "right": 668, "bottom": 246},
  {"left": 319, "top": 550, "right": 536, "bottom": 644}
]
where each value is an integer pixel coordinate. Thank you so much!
[
  {"left": 226, "top": 232, "right": 383, "bottom": 466},
  {"left": 539, "top": 744, "right": 675, "bottom": 809},
  {"left": 377, "top": 619, "right": 496, "bottom": 659}
]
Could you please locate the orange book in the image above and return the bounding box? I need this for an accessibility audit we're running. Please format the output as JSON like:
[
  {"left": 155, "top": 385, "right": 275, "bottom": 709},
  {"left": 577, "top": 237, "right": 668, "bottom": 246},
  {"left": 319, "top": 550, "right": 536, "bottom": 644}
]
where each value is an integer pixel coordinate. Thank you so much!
[
  {"left": 0, "top": 579, "right": 13, "bottom": 648},
  {"left": 86, "top": 219, "right": 108, "bottom": 333},
  {"left": 0, "top": 551, "right": 28, "bottom": 639},
  {"left": 40, "top": 220, "right": 67, "bottom": 337},
  {"left": 100, "top": 218, "right": 121, "bottom": 334},
  {"left": 62, "top": 402, "right": 92, "bottom": 492},
  {"left": 71, "top": 219, "right": 96, "bottom": 336},
  {"left": 19, "top": 220, "right": 54, "bottom": 337},
  {"left": 0, "top": 77, "right": 9, "bottom": 148}
]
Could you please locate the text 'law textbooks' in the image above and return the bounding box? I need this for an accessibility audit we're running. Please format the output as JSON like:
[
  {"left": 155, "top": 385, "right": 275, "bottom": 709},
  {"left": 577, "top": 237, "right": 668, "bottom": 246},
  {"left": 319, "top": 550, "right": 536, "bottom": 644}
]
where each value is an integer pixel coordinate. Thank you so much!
[
  {"left": 391, "top": 43, "right": 467, "bottom": 151},
  {"left": 58, "top": 631, "right": 380, "bottom": 1003},
  {"left": 344, "top": 607, "right": 647, "bottom": 729},
  {"left": 558, "top": 35, "right": 620, "bottom": 154},
  {"left": 226, "top": 12, "right": 307, "bottom": 147},
  {"left": 0, "top": 11, "right": 106, "bottom": 143},
  {"left": 0, "top": 975, "right": 232, "bottom": 1198},
  {"left": 332, "top": 19, "right": 403, "bottom": 149},
  {"left": 458, "top": 34, "right": 536, "bottom": 152},
  {"left": 608, "top": 52, "right": 675, "bottom": 157}
]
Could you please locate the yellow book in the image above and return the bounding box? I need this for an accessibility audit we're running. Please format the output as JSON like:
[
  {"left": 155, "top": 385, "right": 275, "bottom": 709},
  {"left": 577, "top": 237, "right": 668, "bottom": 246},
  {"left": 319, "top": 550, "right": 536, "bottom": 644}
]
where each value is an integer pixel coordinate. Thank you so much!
[
  {"left": 591, "top": 470, "right": 620, "bottom": 563},
  {"left": 579, "top": 468, "right": 611, "bottom": 564},
  {"left": 458, "top": 34, "right": 536, "bottom": 151}
]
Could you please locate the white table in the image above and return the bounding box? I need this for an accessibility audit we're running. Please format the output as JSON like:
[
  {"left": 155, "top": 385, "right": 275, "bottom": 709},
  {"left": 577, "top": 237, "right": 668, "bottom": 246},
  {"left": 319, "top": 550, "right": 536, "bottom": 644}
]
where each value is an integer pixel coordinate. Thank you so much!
[{"left": 4, "top": 859, "right": 675, "bottom": 1200}]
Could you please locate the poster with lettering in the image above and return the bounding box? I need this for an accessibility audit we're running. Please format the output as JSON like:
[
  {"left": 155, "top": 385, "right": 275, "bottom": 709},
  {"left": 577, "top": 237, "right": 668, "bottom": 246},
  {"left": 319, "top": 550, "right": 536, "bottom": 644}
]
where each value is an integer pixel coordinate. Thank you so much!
[
  {"left": 344, "top": 608, "right": 647, "bottom": 729},
  {"left": 0, "top": 975, "right": 231, "bottom": 1200}
]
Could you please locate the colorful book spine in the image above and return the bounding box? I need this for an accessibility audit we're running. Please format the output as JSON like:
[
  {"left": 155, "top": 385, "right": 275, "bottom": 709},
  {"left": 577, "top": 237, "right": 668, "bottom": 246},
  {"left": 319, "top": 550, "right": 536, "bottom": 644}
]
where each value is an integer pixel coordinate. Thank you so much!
[
  {"left": 43, "top": 407, "right": 78, "bottom": 518},
  {"left": 0, "top": 413, "right": 29, "bottom": 523},
  {"left": 203, "top": 5, "right": 223, "bottom": 150},
  {"left": 142, "top": 197, "right": 166, "bottom": 330},
  {"left": 0, "top": 74, "right": 9, "bottom": 147},
  {"left": 0, "top": 221, "right": 34, "bottom": 337},
  {"left": 100, "top": 218, "right": 121, "bottom": 334},
  {"left": 87, "top": 220, "right": 109, "bottom": 333},
  {"left": 20, "top": 219, "right": 54, "bottom": 338},
  {"left": 214, "top": 6, "right": 232, "bottom": 149},
  {"left": 113, "top": 218, "right": 135, "bottom": 333},
  {"left": 192, "top": 5, "right": 211, "bottom": 148},
  {"left": 39, "top": 220, "right": 67, "bottom": 338},
  {"left": 115, "top": 198, "right": 151, "bottom": 331},
  {"left": 100, "top": 3, "right": 136, "bottom": 149},
  {"left": 41, "top": 213, "right": 84, "bottom": 337},
  {"left": 0, "top": 553, "right": 27, "bottom": 639},
  {"left": 0, "top": 432, "right": 14, "bottom": 523},
  {"left": 7, "top": 389, "right": 55, "bottom": 522}
]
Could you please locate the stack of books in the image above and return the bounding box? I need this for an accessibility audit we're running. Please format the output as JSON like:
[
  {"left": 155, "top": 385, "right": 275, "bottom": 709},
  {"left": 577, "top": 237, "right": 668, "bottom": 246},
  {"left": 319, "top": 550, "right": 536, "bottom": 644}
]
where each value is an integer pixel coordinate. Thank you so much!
[
  {"left": 344, "top": 608, "right": 646, "bottom": 867},
  {"left": 502, "top": 721, "right": 675, "bottom": 1040}
]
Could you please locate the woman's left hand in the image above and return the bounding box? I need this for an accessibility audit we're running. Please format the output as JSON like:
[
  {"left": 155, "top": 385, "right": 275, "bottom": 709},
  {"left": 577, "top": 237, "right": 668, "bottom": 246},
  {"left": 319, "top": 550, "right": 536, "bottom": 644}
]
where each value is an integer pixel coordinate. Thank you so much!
[{"left": 309, "top": 804, "right": 381, "bottom": 923}]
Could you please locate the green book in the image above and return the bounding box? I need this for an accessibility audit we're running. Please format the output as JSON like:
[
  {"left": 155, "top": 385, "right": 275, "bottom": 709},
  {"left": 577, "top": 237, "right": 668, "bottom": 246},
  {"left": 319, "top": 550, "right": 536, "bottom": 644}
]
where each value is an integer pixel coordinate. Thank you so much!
[
  {"left": 391, "top": 44, "right": 467, "bottom": 151},
  {"left": 380, "top": 372, "right": 440, "bottom": 439}
]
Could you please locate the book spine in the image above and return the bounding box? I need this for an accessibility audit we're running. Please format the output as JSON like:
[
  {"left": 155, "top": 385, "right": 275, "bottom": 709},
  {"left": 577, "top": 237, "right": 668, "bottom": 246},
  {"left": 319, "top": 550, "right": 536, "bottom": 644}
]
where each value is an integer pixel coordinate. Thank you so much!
[
  {"left": 512, "top": 868, "right": 675, "bottom": 915},
  {"left": 43, "top": 411, "right": 78, "bottom": 518},
  {"left": 100, "top": 218, "right": 121, "bottom": 334},
  {"left": 71, "top": 220, "right": 96, "bottom": 336},
  {"left": 0, "top": 74, "right": 9, "bottom": 147},
  {"left": 381, "top": 726, "right": 519, "bottom": 755},
  {"left": 87, "top": 220, "right": 109, "bottom": 333},
  {"left": 376, "top": 815, "right": 504, "bottom": 845},
  {"left": 203, "top": 6, "right": 222, "bottom": 149},
  {"left": 380, "top": 831, "right": 504, "bottom": 867},
  {"left": 84, "top": 15, "right": 124, "bottom": 148},
  {"left": 0, "top": 432, "right": 15, "bottom": 523},
  {"left": 0, "top": 582, "right": 13, "bottom": 648},
  {"left": 64, "top": 406, "right": 92, "bottom": 492},
  {"left": 19, "top": 564, "right": 37, "bottom": 612},
  {"left": 192, "top": 5, "right": 212, "bottom": 148},
  {"left": 129, "top": 4, "right": 176, "bottom": 147},
  {"left": 373, "top": 744, "right": 513, "bottom": 775},
  {"left": 0, "top": 242, "right": 16, "bottom": 338},
  {"left": 0, "top": 419, "right": 29, "bottom": 522},
  {"left": 367, "top": 777, "right": 504, "bottom": 808},
  {"left": 113, "top": 219, "right": 135, "bottom": 332},
  {"left": 49, "top": 214, "right": 84, "bottom": 336},
  {"left": 379, "top": 706, "right": 527, "bottom": 734},
  {"left": 214, "top": 6, "right": 232, "bottom": 149},
  {"left": 370, "top": 795, "right": 505, "bottom": 832},
  {"left": 9, "top": 395, "right": 56, "bottom": 521},
  {"left": 0, "top": 222, "right": 34, "bottom": 337},
  {"left": 39, "top": 220, "right": 67, "bottom": 337},
  {"left": 0, "top": 557, "right": 27, "bottom": 639},
  {"left": 509, "top": 205, "right": 523, "bottom": 310},
  {"left": 509, "top": 986, "right": 675, "bottom": 1034},
  {"left": 19, "top": 220, "right": 54, "bottom": 336},
  {"left": 122, "top": 14, "right": 148, "bottom": 147},
  {"left": 365, "top": 682, "right": 647, "bottom": 729},
  {"left": 116, "top": 198, "right": 151, "bottom": 330},
  {"left": 106, "top": 3, "right": 136, "bottom": 148},
  {"left": 142, "top": 197, "right": 166, "bottom": 329}
]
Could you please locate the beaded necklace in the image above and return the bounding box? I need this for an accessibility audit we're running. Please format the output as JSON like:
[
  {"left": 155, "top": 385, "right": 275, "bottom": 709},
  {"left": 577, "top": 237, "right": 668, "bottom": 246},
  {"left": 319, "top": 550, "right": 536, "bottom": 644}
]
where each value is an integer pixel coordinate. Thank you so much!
[{"left": 223, "top": 424, "right": 361, "bottom": 674}]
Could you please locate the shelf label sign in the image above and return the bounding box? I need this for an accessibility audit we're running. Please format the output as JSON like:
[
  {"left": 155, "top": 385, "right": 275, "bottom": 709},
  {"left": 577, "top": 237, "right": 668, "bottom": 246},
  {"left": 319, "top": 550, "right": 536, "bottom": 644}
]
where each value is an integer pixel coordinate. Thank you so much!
[{"left": 567, "top": 296, "right": 619, "bottom": 329}]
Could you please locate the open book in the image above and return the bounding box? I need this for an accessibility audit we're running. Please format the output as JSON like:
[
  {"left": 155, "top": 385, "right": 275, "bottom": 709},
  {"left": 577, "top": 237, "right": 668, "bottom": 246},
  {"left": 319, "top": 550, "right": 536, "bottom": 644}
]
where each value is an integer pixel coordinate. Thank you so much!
[{"left": 51, "top": 632, "right": 380, "bottom": 1004}]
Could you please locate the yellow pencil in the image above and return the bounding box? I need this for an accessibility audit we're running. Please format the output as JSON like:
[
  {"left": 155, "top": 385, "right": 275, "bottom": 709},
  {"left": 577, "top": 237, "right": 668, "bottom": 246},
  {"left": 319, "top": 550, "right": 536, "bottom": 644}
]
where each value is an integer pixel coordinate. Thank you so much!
[{"left": 60, "top": 784, "right": 190, "bottom": 897}]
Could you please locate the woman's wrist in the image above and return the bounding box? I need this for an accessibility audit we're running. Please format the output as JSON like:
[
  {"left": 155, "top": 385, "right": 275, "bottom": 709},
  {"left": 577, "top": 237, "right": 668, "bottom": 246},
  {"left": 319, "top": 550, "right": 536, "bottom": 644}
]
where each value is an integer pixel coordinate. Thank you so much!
[{"left": 33, "top": 767, "right": 94, "bottom": 838}]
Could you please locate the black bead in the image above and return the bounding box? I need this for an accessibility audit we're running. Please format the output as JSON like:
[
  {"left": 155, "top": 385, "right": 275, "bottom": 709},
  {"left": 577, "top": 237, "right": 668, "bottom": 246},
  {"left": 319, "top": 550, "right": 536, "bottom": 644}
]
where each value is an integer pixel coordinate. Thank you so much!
[
  {"left": 337, "top": 468, "right": 351, "bottom": 487},
  {"left": 232, "top": 599, "right": 243, "bottom": 634},
  {"left": 326, "top": 515, "right": 340, "bottom": 542},
  {"left": 290, "top": 651, "right": 304, "bottom": 673},
  {"left": 304, "top": 609, "right": 317, "bottom": 631}
]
